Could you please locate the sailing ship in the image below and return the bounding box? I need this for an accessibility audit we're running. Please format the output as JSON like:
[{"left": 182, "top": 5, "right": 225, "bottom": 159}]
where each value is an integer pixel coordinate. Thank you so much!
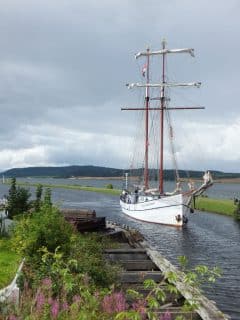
[{"left": 120, "top": 39, "right": 213, "bottom": 227}]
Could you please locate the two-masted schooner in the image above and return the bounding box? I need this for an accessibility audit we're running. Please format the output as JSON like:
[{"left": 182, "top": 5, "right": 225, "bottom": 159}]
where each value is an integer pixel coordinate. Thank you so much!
[{"left": 120, "top": 40, "right": 213, "bottom": 227}]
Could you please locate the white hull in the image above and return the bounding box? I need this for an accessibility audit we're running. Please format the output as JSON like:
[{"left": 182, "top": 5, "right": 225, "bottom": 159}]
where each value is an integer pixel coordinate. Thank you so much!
[{"left": 120, "top": 193, "right": 190, "bottom": 227}]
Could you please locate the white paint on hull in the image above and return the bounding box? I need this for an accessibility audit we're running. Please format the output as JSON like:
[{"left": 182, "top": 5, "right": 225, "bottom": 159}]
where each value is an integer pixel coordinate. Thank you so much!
[{"left": 120, "top": 193, "right": 190, "bottom": 226}]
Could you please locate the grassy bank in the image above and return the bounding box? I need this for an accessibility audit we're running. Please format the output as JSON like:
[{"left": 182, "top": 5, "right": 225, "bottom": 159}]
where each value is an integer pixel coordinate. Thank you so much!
[
  {"left": 0, "top": 238, "right": 21, "bottom": 288},
  {"left": 14, "top": 181, "right": 121, "bottom": 196},
  {"left": 194, "top": 196, "right": 236, "bottom": 216}
]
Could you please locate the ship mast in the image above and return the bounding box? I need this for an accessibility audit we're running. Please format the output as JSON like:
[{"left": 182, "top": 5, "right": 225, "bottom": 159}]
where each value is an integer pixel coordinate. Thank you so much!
[
  {"left": 122, "top": 40, "right": 204, "bottom": 193},
  {"left": 144, "top": 48, "right": 150, "bottom": 189},
  {"left": 159, "top": 39, "right": 166, "bottom": 194}
]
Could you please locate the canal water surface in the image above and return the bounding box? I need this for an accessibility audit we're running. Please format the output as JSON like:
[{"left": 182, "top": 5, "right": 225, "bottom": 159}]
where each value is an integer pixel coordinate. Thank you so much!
[{"left": 0, "top": 180, "right": 239, "bottom": 319}]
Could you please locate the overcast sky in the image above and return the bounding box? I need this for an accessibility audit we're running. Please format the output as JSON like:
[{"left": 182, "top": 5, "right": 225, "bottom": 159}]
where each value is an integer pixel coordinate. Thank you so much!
[{"left": 0, "top": 0, "right": 240, "bottom": 172}]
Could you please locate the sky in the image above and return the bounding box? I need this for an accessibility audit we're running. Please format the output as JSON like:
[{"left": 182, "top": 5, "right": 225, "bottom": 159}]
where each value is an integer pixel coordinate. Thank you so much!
[{"left": 0, "top": 0, "right": 240, "bottom": 172}]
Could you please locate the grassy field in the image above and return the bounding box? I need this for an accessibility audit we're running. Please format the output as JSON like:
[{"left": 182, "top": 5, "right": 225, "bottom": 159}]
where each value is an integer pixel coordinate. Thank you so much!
[
  {"left": 15, "top": 181, "right": 121, "bottom": 196},
  {"left": 0, "top": 238, "right": 21, "bottom": 288},
  {"left": 194, "top": 196, "right": 235, "bottom": 216}
]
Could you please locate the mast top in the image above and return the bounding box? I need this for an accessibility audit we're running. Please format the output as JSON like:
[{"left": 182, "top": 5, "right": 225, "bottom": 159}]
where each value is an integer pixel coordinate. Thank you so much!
[
  {"left": 135, "top": 41, "right": 195, "bottom": 59},
  {"left": 161, "top": 38, "right": 167, "bottom": 49}
]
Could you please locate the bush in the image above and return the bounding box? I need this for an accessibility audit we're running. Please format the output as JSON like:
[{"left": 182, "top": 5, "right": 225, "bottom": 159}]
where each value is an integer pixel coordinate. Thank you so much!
[
  {"left": 233, "top": 198, "right": 240, "bottom": 220},
  {"left": 105, "top": 184, "right": 113, "bottom": 189},
  {"left": 11, "top": 205, "right": 73, "bottom": 266}
]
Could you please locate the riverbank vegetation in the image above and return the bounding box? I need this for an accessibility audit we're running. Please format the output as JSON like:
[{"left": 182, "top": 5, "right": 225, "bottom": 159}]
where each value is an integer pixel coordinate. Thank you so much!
[
  {"left": 14, "top": 180, "right": 121, "bottom": 195},
  {"left": 194, "top": 196, "right": 240, "bottom": 220},
  {"left": 0, "top": 239, "right": 21, "bottom": 288}
]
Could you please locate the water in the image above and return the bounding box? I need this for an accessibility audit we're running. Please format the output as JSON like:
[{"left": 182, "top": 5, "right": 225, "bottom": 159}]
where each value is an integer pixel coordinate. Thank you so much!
[
  {"left": 1, "top": 179, "right": 240, "bottom": 319},
  {"left": 10, "top": 177, "right": 240, "bottom": 200}
]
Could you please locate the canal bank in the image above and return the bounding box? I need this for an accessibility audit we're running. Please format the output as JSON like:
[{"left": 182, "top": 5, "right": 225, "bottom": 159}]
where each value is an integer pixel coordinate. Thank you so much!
[{"left": 194, "top": 196, "right": 239, "bottom": 218}]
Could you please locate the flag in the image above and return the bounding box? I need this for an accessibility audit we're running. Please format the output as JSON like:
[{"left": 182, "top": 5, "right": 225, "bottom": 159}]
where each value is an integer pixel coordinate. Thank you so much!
[{"left": 142, "top": 63, "right": 147, "bottom": 77}]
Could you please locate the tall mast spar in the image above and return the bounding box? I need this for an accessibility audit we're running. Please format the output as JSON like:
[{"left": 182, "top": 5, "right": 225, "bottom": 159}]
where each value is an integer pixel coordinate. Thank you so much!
[
  {"left": 144, "top": 47, "right": 150, "bottom": 189},
  {"left": 159, "top": 39, "right": 166, "bottom": 194},
  {"left": 123, "top": 43, "right": 203, "bottom": 193}
]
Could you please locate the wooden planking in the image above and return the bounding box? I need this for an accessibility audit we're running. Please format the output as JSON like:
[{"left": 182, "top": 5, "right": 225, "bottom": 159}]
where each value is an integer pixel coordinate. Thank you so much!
[
  {"left": 105, "top": 248, "right": 147, "bottom": 253},
  {"left": 105, "top": 248, "right": 150, "bottom": 261},
  {"left": 61, "top": 208, "right": 96, "bottom": 217},
  {"left": 120, "top": 271, "right": 163, "bottom": 283},
  {"left": 146, "top": 248, "right": 230, "bottom": 320},
  {"left": 106, "top": 253, "right": 149, "bottom": 261},
  {"left": 118, "top": 259, "right": 158, "bottom": 271},
  {"left": 104, "top": 223, "right": 229, "bottom": 320}
]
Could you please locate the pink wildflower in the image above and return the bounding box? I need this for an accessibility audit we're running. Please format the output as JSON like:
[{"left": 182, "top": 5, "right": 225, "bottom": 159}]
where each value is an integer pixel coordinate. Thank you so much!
[
  {"left": 160, "top": 310, "right": 172, "bottom": 320},
  {"left": 51, "top": 299, "right": 60, "bottom": 319},
  {"left": 132, "top": 299, "right": 147, "bottom": 318},
  {"left": 102, "top": 291, "right": 126, "bottom": 314},
  {"left": 42, "top": 277, "right": 52, "bottom": 288},
  {"left": 48, "top": 297, "right": 53, "bottom": 305},
  {"left": 62, "top": 301, "right": 69, "bottom": 311},
  {"left": 36, "top": 292, "right": 45, "bottom": 311},
  {"left": 8, "top": 316, "right": 18, "bottom": 320}
]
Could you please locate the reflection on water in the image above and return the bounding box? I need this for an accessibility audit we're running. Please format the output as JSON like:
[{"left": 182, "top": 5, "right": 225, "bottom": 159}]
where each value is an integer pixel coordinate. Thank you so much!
[{"left": 0, "top": 180, "right": 240, "bottom": 319}]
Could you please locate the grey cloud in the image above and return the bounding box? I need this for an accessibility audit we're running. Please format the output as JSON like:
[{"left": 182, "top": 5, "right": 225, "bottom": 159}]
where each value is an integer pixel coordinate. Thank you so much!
[{"left": 0, "top": 0, "right": 239, "bottom": 171}]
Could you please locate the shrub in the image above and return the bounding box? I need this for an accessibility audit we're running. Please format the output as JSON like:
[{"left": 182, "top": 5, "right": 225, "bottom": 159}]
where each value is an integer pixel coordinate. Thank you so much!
[
  {"left": 11, "top": 205, "right": 73, "bottom": 266},
  {"left": 105, "top": 184, "right": 113, "bottom": 189},
  {"left": 233, "top": 198, "right": 240, "bottom": 220}
]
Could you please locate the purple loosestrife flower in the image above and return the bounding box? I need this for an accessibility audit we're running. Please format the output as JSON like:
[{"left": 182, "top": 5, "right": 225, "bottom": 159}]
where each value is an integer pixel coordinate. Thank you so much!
[
  {"left": 132, "top": 299, "right": 147, "bottom": 319},
  {"left": 102, "top": 291, "right": 126, "bottom": 314},
  {"left": 8, "top": 316, "right": 18, "bottom": 320},
  {"left": 36, "top": 292, "right": 45, "bottom": 312},
  {"left": 48, "top": 297, "right": 53, "bottom": 305},
  {"left": 51, "top": 299, "right": 60, "bottom": 319},
  {"left": 42, "top": 277, "right": 52, "bottom": 288},
  {"left": 62, "top": 301, "right": 69, "bottom": 311},
  {"left": 114, "top": 292, "right": 127, "bottom": 312},
  {"left": 160, "top": 310, "right": 172, "bottom": 320},
  {"left": 102, "top": 295, "right": 112, "bottom": 314}
]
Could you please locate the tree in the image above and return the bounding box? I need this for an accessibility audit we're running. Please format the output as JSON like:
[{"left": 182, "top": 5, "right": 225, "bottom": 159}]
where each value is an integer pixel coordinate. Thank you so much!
[
  {"left": 34, "top": 184, "right": 43, "bottom": 212},
  {"left": 7, "top": 178, "right": 31, "bottom": 219},
  {"left": 43, "top": 188, "right": 52, "bottom": 207}
]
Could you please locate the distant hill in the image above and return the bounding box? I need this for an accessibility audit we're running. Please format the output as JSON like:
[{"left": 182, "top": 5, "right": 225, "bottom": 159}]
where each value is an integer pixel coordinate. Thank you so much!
[
  {"left": 1, "top": 165, "right": 240, "bottom": 180},
  {"left": 1, "top": 165, "right": 123, "bottom": 178}
]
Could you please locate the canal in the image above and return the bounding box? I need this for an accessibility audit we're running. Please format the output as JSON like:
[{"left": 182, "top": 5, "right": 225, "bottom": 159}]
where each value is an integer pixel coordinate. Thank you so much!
[{"left": 0, "top": 180, "right": 239, "bottom": 319}]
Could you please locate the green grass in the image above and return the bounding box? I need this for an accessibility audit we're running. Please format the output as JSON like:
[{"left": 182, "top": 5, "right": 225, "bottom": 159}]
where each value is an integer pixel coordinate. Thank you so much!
[
  {"left": 0, "top": 238, "right": 21, "bottom": 288},
  {"left": 195, "top": 197, "right": 235, "bottom": 216},
  {"left": 13, "top": 181, "right": 121, "bottom": 196}
]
